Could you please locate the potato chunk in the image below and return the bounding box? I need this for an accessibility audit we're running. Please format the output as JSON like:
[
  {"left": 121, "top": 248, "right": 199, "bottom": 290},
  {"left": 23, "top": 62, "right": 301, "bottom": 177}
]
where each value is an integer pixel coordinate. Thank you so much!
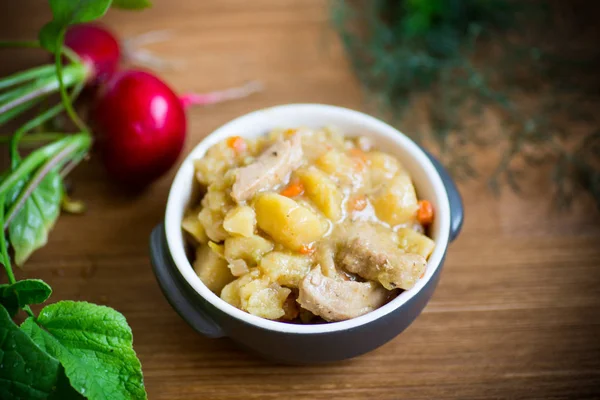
[
  {"left": 194, "top": 246, "right": 234, "bottom": 294},
  {"left": 221, "top": 273, "right": 290, "bottom": 320},
  {"left": 227, "top": 259, "right": 249, "bottom": 277},
  {"left": 220, "top": 273, "right": 255, "bottom": 307},
  {"left": 254, "top": 193, "right": 327, "bottom": 251},
  {"left": 397, "top": 228, "right": 436, "bottom": 259},
  {"left": 223, "top": 205, "right": 256, "bottom": 237},
  {"left": 198, "top": 184, "right": 234, "bottom": 242},
  {"left": 370, "top": 174, "right": 418, "bottom": 226},
  {"left": 194, "top": 140, "right": 240, "bottom": 185},
  {"left": 296, "top": 167, "right": 343, "bottom": 221},
  {"left": 208, "top": 241, "right": 225, "bottom": 258},
  {"left": 316, "top": 149, "right": 363, "bottom": 187},
  {"left": 224, "top": 235, "right": 274, "bottom": 266},
  {"left": 239, "top": 277, "right": 291, "bottom": 320},
  {"left": 299, "top": 127, "right": 346, "bottom": 160},
  {"left": 182, "top": 210, "right": 207, "bottom": 244},
  {"left": 259, "top": 251, "right": 313, "bottom": 288},
  {"left": 367, "top": 151, "right": 404, "bottom": 188}
]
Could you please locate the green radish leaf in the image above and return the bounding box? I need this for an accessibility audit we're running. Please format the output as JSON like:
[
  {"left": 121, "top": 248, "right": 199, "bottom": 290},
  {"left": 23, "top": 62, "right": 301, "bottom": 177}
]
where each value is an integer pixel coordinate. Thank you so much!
[
  {"left": 21, "top": 301, "right": 147, "bottom": 400},
  {"left": 112, "top": 0, "right": 151, "bottom": 10},
  {"left": 39, "top": 0, "right": 113, "bottom": 52},
  {"left": 7, "top": 169, "right": 63, "bottom": 266},
  {"left": 0, "top": 305, "right": 62, "bottom": 400},
  {"left": 0, "top": 284, "right": 19, "bottom": 317},
  {"left": 48, "top": 366, "right": 87, "bottom": 400},
  {"left": 39, "top": 21, "right": 64, "bottom": 53},
  {"left": 0, "top": 280, "right": 52, "bottom": 316},
  {"left": 47, "top": 0, "right": 113, "bottom": 26}
]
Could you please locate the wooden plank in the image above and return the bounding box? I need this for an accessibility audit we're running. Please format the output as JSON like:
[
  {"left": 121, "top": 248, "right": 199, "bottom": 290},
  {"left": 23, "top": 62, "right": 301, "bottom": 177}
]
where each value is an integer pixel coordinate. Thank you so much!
[{"left": 1, "top": 1, "right": 599, "bottom": 399}]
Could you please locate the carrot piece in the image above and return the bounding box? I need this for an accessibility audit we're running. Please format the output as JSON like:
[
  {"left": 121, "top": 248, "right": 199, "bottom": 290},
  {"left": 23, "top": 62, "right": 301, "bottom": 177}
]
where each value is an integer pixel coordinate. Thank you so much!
[
  {"left": 417, "top": 200, "right": 434, "bottom": 225},
  {"left": 226, "top": 136, "right": 246, "bottom": 154},
  {"left": 280, "top": 180, "right": 304, "bottom": 198},
  {"left": 299, "top": 244, "right": 315, "bottom": 255},
  {"left": 284, "top": 128, "right": 297, "bottom": 137},
  {"left": 348, "top": 195, "right": 367, "bottom": 211},
  {"left": 354, "top": 160, "right": 366, "bottom": 172},
  {"left": 349, "top": 148, "right": 367, "bottom": 163},
  {"left": 349, "top": 148, "right": 368, "bottom": 171}
]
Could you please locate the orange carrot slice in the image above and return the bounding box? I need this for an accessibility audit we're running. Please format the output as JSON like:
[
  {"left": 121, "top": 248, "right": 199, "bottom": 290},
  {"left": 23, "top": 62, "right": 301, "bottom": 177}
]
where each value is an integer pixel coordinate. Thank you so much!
[
  {"left": 226, "top": 136, "right": 246, "bottom": 154},
  {"left": 348, "top": 195, "right": 368, "bottom": 211},
  {"left": 280, "top": 180, "right": 304, "bottom": 198},
  {"left": 417, "top": 200, "right": 434, "bottom": 225}
]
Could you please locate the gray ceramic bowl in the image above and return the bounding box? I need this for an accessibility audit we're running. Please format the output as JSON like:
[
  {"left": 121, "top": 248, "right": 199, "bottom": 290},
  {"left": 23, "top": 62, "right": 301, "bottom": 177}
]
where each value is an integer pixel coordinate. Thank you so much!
[{"left": 149, "top": 104, "right": 463, "bottom": 364}]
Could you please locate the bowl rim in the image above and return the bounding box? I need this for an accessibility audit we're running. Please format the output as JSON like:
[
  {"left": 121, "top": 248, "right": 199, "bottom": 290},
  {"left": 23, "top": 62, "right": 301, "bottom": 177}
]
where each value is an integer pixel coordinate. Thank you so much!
[{"left": 165, "top": 103, "right": 450, "bottom": 334}]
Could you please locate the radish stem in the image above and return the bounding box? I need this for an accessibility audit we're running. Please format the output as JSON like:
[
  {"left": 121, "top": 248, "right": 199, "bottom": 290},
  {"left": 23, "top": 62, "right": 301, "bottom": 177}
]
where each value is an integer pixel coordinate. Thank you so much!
[
  {"left": 0, "top": 64, "right": 56, "bottom": 90},
  {"left": 6, "top": 141, "right": 78, "bottom": 226},
  {"left": 22, "top": 305, "right": 34, "bottom": 318},
  {"left": 0, "top": 135, "right": 84, "bottom": 197},
  {"left": 122, "top": 29, "right": 181, "bottom": 70},
  {"left": 59, "top": 149, "right": 87, "bottom": 179},
  {"left": 3, "top": 133, "right": 91, "bottom": 228},
  {"left": 0, "top": 194, "right": 16, "bottom": 284},
  {"left": 0, "top": 82, "right": 37, "bottom": 104},
  {"left": 10, "top": 104, "right": 66, "bottom": 165},
  {"left": 54, "top": 33, "right": 88, "bottom": 133},
  {"left": 0, "top": 62, "right": 86, "bottom": 116},
  {"left": 9, "top": 79, "right": 84, "bottom": 164},
  {"left": 0, "top": 132, "right": 66, "bottom": 144},
  {"left": 0, "top": 40, "right": 40, "bottom": 49},
  {"left": 179, "top": 81, "right": 263, "bottom": 109},
  {"left": 0, "top": 98, "right": 43, "bottom": 128},
  {"left": 3, "top": 85, "right": 55, "bottom": 110},
  {"left": 61, "top": 46, "right": 81, "bottom": 64}
]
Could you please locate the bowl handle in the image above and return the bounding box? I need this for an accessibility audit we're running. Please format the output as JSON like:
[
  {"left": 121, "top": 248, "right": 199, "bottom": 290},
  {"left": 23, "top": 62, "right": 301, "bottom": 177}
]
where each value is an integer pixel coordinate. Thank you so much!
[
  {"left": 149, "top": 224, "right": 225, "bottom": 338},
  {"left": 422, "top": 150, "right": 464, "bottom": 242}
]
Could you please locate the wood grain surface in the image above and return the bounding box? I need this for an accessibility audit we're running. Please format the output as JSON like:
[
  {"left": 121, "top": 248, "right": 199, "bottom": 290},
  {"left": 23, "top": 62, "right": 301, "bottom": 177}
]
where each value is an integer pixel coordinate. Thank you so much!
[{"left": 1, "top": 1, "right": 599, "bottom": 399}]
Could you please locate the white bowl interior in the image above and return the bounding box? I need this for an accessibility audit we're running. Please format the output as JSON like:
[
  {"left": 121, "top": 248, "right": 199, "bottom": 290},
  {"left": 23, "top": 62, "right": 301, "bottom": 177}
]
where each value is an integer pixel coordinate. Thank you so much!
[{"left": 165, "top": 104, "right": 450, "bottom": 334}]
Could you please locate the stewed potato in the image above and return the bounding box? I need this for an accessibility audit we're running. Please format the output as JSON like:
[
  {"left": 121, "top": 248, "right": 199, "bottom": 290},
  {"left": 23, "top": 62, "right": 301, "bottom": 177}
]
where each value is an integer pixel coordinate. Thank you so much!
[
  {"left": 224, "top": 235, "right": 274, "bottom": 266},
  {"left": 184, "top": 127, "right": 436, "bottom": 323},
  {"left": 254, "top": 193, "right": 327, "bottom": 251},
  {"left": 193, "top": 246, "right": 234, "bottom": 293},
  {"left": 259, "top": 251, "right": 313, "bottom": 288},
  {"left": 223, "top": 205, "right": 256, "bottom": 237},
  {"left": 397, "top": 228, "right": 436, "bottom": 259},
  {"left": 296, "top": 167, "right": 343, "bottom": 221},
  {"left": 182, "top": 208, "right": 207, "bottom": 244},
  {"left": 370, "top": 174, "right": 419, "bottom": 226}
]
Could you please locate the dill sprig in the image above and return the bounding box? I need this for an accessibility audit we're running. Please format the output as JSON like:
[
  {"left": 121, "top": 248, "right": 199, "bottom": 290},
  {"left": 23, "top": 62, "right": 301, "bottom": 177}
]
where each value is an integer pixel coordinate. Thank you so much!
[{"left": 331, "top": 0, "right": 600, "bottom": 209}]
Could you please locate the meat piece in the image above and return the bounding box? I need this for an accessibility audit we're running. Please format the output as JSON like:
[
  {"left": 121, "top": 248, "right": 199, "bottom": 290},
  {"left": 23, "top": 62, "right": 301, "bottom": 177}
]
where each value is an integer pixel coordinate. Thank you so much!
[
  {"left": 316, "top": 242, "right": 356, "bottom": 282},
  {"left": 280, "top": 292, "right": 300, "bottom": 321},
  {"left": 231, "top": 134, "right": 303, "bottom": 202},
  {"left": 335, "top": 222, "right": 427, "bottom": 290},
  {"left": 298, "top": 266, "right": 387, "bottom": 321}
]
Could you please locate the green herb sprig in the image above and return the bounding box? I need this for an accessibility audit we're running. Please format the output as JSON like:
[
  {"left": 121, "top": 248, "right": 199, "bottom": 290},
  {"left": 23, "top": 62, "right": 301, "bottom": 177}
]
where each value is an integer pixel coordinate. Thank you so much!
[
  {"left": 332, "top": 0, "right": 600, "bottom": 209},
  {"left": 0, "top": 0, "right": 150, "bottom": 399}
]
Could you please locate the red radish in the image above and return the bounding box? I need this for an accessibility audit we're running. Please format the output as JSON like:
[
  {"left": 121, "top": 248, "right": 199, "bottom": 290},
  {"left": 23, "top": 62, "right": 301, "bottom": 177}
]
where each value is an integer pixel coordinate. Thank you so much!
[
  {"left": 65, "top": 24, "right": 177, "bottom": 84},
  {"left": 65, "top": 24, "right": 121, "bottom": 83},
  {"left": 91, "top": 69, "right": 262, "bottom": 186},
  {"left": 91, "top": 70, "right": 186, "bottom": 186}
]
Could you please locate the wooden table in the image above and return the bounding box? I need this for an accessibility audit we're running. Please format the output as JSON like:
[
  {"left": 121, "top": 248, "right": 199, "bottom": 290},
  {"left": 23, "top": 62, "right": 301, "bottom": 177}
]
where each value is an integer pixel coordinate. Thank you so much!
[{"left": 2, "top": 1, "right": 599, "bottom": 399}]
